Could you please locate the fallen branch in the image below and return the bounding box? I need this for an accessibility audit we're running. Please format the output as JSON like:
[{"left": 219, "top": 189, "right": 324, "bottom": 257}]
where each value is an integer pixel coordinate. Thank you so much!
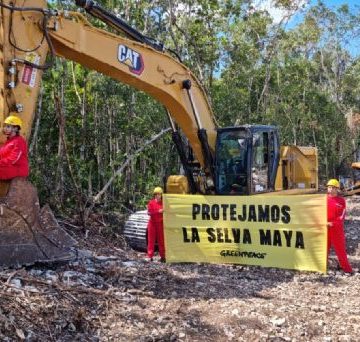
[
  {"left": 93, "top": 127, "right": 171, "bottom": 203},
  {"left": 83, "top": 127, "right": 171, "bottom": 222}
]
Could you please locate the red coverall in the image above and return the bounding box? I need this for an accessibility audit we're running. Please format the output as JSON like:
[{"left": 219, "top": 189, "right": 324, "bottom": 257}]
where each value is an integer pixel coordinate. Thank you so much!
[
  {"left": 327, "top": 195, "right": 353, "bottom": 273},
  {"left": 0, "top": 136, "right": 29, "bottom": 180},
  {"left": 147, "top": 198, "right": 165, "bottom": 259}
]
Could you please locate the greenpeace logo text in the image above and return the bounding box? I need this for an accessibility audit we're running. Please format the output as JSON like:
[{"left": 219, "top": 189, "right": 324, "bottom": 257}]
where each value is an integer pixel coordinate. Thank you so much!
[{"left": 220, "top": 250, "right": 267, "bottom": 259}]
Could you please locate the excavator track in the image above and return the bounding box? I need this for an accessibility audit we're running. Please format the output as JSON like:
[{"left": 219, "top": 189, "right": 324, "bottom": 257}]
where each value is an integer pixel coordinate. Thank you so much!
[
  {"left": 123, "top": 210, "right": 148, "bottom": 252},
  {"left": 0, "top": 178, "right": 77, "bottom": 268}
]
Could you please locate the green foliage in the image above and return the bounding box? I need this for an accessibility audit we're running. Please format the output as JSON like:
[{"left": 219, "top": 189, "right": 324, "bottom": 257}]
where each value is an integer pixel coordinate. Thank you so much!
[{"left": 29, "top": 0, "right": 360, "bottom": 218}]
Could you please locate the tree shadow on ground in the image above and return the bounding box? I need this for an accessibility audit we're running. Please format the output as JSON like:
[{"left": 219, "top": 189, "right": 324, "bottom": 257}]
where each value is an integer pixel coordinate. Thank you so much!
[
  {"left": 130, "top": 261, "right": 296, "bottom": 301},
  {"left": 344, "top": 218, "right": 359, "bottom": 255},
  {"left": 127, "top": 215, "right": 359, "bottom": 301}
]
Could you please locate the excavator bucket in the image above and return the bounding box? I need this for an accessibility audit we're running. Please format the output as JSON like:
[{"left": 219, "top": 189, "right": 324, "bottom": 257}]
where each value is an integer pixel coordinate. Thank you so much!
[{"left": 0, "top": 178, "right": 77, "bottom": 268}]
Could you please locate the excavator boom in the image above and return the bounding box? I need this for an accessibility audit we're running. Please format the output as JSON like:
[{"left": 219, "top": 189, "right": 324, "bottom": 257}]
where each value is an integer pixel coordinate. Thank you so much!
[
  {"left": 0, "top": 0, "right": 218, "bottom": 267},
  {"left": 1, "top": 0, "right": 217, "bottom": 166}
]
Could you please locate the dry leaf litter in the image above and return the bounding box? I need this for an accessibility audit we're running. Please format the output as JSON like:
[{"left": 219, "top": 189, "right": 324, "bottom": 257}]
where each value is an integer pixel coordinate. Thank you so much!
[{"left": 0, "top": 197, "right": 359, "bottom": 341}]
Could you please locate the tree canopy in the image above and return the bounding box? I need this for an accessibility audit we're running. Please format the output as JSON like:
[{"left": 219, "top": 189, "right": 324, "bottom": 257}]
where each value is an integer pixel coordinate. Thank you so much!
[{"left": 30, "top": 0, "right": 360, "bottom": 221}]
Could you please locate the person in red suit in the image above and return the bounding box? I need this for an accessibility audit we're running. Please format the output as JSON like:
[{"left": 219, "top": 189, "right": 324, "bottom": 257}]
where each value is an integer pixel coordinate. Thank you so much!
[
  {"left": 0, "top": 114, "right": 29, "bottom": 180},
  {"left": 146, "top": 187, "right": 165, "bottom": 262},
  {"left": 327, "top": 179, "right": 353, "bottom": 273}
]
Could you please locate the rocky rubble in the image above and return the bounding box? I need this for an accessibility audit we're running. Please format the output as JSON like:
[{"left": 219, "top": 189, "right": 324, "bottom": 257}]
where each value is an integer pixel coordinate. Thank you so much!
[{"left": 0, "top": 197, "right": 359, "bottom": 341}]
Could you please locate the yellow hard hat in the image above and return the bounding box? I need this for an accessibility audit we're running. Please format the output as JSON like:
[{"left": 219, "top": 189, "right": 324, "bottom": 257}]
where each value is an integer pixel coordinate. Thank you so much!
[
  {"left": 327, "top": 179, "right": 340, "bottom": 188},
  {"left": 4, "top": 114, "right": 23, "bottom": 128},
  {"left": 153, "top": 186, "right": 163, "bottom": 194}
]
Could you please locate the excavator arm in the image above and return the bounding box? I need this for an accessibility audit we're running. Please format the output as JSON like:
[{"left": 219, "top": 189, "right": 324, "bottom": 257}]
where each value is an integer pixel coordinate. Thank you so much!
[
  {"left": 1, "top": 0, "right": 217, "bottom": 170},
  {"left": 0, "top": 0, "right": 220, "bottom": 267}
]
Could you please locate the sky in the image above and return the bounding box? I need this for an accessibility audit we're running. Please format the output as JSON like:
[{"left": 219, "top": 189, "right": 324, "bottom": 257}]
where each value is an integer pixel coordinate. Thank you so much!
[
  {"left": 256, "top": 0, "right": 358, "bottom": 24},
  {"left": 255, "top": 0, "right": 359, "bottom": 56},
  {"left": 315, "top": 0, "right": 357, "bottom": 6}
]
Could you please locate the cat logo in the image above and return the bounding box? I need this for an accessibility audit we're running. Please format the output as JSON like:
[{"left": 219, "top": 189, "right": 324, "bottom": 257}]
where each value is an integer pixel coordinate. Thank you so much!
[{"left": 117, "top": 44, "right": 144, "bottom": 75}]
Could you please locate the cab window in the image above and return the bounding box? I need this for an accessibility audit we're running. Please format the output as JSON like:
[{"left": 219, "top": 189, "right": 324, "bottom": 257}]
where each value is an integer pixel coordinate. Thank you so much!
[
  {"left": 216, "top": 131, "right": 248, "bottom": 194},
  {"left": 252, "top": 132, "right": 269, "bottom": 193}
]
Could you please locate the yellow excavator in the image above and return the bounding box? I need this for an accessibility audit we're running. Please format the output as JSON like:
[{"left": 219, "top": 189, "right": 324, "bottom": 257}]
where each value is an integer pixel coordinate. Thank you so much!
[
  {"left": 0, "top": 0, "right": 319, "bottom": 265},
  {"left": 344, "top": 162, "right": 360, "bottom": 196}
]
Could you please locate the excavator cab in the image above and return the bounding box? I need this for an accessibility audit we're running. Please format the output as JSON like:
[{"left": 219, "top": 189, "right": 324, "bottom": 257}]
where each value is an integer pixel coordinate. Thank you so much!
[{"left": 215, "top": 125, "right": 280, "bottom": 195}]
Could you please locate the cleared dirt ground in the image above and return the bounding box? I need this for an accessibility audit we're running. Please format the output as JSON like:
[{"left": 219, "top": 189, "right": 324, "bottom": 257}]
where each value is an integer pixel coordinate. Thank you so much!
[{"left": 0, "top": 197, "right": 359, "bottom": 341}]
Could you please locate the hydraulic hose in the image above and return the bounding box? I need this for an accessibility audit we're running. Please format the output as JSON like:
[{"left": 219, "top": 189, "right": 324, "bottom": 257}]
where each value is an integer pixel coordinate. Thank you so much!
[{"left": 75, "top": 0, "right": 163, "bottom": 51}]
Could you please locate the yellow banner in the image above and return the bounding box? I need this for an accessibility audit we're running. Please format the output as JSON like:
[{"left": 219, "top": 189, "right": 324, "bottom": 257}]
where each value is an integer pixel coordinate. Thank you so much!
[{"left": 163, "top": 194, "right": 327, "bottom": 273}]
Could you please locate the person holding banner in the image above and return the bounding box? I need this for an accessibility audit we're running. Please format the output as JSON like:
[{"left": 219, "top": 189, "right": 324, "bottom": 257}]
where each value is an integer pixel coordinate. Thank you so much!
[
  {"left": 327, "top": 179, "right": 353, "bottom": 274},
  {"left": 0, "top": 115, "right": 29, "bottom": 180},
  {"left": 146, "top": 186, "right": 166, "bottom": 262}
]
